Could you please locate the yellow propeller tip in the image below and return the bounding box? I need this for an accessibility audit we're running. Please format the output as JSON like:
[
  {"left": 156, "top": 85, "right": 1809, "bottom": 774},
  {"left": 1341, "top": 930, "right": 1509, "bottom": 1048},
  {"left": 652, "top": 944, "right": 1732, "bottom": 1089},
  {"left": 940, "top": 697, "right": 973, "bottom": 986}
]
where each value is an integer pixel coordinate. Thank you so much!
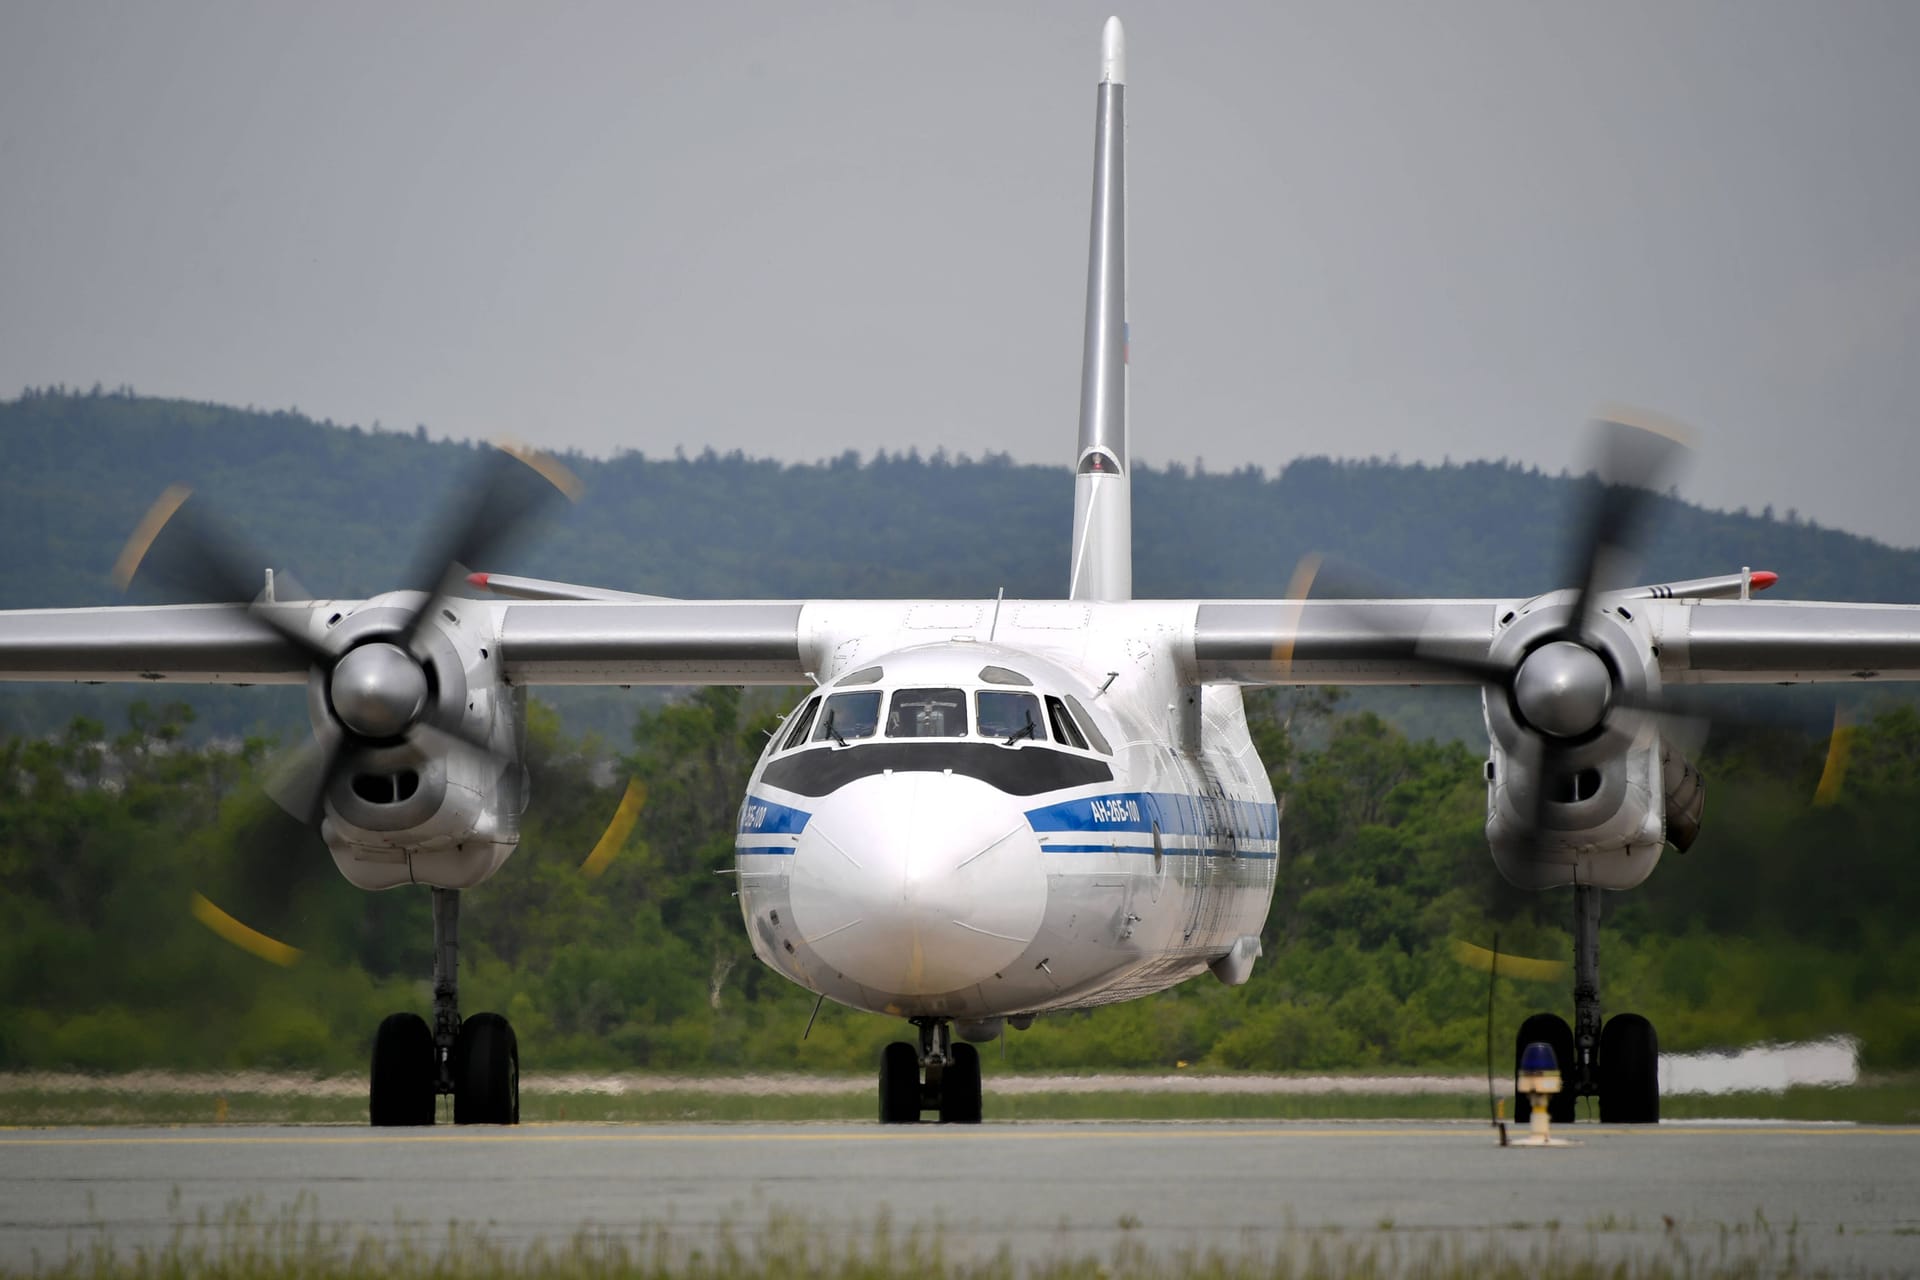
[
  {"left": 1814, "top": 707, "right": 1854, "bottom": 808},
  {"left": 111, "top": 484, "right": 193, "bottom": 590},
  {"left": 579, "top": 778, "right": 647, "bottom": 878},
  {"left": 493, "top": 441, "right": 584, "bottom": 501},
  {"left": 1452, "top": 938, "right": 1567, "bottom": 983},
  {"left": 1268, "top": 552, "right": 1326, "bottom": 672},
  {"left": 190, "top": 891, "right": 302, "bottom": 967},
  {"left": 1590, "top": 403, "right": 1697, "bottom": 450}
]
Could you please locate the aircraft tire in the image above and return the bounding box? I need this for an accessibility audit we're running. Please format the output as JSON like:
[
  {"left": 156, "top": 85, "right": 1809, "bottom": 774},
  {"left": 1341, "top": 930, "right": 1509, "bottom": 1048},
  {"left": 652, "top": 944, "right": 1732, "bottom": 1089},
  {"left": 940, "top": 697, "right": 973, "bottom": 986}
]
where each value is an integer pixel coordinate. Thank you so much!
[
  {"left": 939, "top": 1042, "right": 983, "bottom": 1124},
  {"left": 878, "top": 1042, "right": 921, "bottom": 1124},
  {"left": 452, "top": 1012, "right": 520, "bottom": 1125},
  {"left": 1598, "top": 1013, "right": 1660, "bottom": 1124},
  {"left": 369, "top": 1012, "right": 437, "bottom": 1127},
  {"left": 1514, "top": 1012, "right": 1577, "bottom": 1125}
]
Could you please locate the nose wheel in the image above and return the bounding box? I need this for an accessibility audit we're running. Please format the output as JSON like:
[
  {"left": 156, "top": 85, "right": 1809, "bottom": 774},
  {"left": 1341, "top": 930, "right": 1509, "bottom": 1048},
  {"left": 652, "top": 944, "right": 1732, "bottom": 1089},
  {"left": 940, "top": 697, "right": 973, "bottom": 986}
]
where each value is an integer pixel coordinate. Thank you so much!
[
  {"left": 877, "top": 1020, "right": 983, "bottom": 1124},
  {"left": 1512, "top": 886, "right": 1659, "bottom": 1124}
]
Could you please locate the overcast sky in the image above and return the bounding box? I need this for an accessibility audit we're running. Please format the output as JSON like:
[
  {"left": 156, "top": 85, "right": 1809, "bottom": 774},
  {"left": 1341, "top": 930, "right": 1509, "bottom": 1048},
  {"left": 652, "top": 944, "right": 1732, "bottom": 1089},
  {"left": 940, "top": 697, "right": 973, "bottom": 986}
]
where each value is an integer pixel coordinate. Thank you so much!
[{"left": 6, "top": 2, "right": 1920, "bottom": 546}]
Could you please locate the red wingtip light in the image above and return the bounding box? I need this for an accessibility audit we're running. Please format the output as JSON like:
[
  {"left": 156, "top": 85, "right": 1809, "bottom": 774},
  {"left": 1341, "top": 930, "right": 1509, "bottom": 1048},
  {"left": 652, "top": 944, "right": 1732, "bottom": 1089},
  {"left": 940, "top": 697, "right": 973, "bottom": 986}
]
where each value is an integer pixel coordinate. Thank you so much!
[
  {"left": 467, "top": 572, "right": 491, "bottom": 591},
  {"left": 1751, "top": 571, "right": 1778, "bottom": 592}
]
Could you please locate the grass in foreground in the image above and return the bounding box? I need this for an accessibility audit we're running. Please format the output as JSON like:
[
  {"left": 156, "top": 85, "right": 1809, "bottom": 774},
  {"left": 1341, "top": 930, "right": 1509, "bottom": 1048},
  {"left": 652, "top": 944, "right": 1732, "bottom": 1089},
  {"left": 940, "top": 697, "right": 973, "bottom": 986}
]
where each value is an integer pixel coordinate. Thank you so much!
[
  {"left": 5, "top": 1196, "right": 1896, "bottom": 1280},
  {"left": 3, "top": 1079, "right": 1918, "bottom": 1127}
]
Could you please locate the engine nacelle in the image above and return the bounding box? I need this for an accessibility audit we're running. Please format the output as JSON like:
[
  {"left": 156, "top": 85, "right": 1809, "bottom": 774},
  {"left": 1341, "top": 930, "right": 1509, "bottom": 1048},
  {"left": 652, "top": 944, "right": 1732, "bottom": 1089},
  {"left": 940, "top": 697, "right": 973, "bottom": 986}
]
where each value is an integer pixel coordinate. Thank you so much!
[
  {"left": 1485, "top": 735, "right": 1666, "bottom": 890},
  {"left": 1661, "top": 745, "right": 1705, "bottom": 853},
  {"left": 1482, "top": 593, "right": 1669, "bottom": 891},
  {"left": 304, "top": 594, "right": 527, "bottom": 890}
]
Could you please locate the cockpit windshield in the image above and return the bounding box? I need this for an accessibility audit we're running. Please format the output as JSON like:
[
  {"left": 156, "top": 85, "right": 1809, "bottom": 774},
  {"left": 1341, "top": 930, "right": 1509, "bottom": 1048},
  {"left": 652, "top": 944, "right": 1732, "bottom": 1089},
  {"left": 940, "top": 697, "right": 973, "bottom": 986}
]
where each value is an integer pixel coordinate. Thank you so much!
[
  {"left": 813, "top": 690, "right": 882, "bottom": 744},
  {"left": 774, "top": 677, "right": 1110, "bottom": 755},
  {"left": 886, "top": 688, "right": 968, "bottom": 738},
  {"left": 977, "top": 690, "right": 1045, "bottom": 743}
]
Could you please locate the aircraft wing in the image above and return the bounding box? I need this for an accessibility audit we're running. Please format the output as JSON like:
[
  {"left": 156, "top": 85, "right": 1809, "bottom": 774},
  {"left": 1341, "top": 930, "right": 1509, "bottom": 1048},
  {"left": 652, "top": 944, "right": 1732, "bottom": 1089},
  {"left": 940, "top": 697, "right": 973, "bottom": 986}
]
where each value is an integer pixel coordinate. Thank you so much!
[
  {"left": 11, "top": 595, "right": 1920, "bottom": 691},
  {"left": 494, "top": 600, "right": 808, "bottom": 684},
  {"left": 0, "top": 599, "right": 812, "bottom": 686},
  {"left": 1191, "top": 598, "right": 1920, "bottom": 686},
  {"left": 0, "top": 604, "right": 314, "bottom": 683}
]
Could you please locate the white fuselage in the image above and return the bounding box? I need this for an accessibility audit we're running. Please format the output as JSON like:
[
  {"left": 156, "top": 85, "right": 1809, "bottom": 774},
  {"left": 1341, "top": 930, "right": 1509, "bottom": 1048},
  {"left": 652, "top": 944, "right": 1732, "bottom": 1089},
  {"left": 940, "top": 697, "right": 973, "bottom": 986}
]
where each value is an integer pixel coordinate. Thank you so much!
[{"left": 733, "top": 603, "right": 1277, "bottom": 1021}]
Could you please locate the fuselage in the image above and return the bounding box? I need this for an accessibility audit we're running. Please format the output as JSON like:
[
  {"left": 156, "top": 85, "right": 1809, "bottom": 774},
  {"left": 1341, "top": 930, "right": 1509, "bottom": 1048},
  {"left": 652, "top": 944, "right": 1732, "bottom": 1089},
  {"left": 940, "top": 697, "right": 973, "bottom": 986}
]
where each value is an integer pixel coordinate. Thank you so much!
[{"left": 734, "top": 606, "right": 1278, "bottom": 1023}]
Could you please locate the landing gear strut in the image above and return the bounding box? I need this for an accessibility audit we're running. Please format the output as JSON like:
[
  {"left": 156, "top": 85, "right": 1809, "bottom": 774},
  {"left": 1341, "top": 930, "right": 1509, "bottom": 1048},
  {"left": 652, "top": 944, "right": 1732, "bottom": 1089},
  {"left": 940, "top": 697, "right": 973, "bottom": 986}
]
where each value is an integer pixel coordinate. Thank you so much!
[
  {"left": 877, "top": 1019, "right": 982, "bottom": 1124},
  {"left": 368, "top": 887, "right": 519, "bottom": 1127},
  {"left": 1514, "top": 884, "right": 1659, "bottom": 1125}
]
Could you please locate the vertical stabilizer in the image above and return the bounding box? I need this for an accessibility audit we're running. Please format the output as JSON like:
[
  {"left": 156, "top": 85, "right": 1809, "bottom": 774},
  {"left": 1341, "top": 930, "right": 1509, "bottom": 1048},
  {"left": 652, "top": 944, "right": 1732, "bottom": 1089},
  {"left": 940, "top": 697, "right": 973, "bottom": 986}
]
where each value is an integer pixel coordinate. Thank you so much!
[{"left": 1069, "top": 16, "right": 1132, "bottom": 602}]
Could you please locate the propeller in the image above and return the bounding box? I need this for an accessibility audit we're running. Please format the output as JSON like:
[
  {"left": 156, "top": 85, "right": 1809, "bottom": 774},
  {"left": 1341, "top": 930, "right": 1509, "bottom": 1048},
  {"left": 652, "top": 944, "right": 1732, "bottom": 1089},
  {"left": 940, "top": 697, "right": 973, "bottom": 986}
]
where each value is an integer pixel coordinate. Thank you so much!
[
  {"left": 115, "top": 444, "right": 580, "bottom": 828},
  {"left": 1284, "top": 409, "right": 1694, "bottom": 851}
]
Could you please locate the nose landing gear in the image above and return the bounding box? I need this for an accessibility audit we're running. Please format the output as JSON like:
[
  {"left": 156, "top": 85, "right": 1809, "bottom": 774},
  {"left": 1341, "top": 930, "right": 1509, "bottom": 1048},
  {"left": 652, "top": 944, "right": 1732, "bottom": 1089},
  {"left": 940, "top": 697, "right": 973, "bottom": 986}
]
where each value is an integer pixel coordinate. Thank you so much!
[
  {"left": 1513, "top": 884, "right": 1660, "bottom": 1125},
  {"left": 368, "top": 887, "right": 520, "bottom": 1126},
  {"left": 878, "top": 1019, "right": 983, "bottom": 1124}
]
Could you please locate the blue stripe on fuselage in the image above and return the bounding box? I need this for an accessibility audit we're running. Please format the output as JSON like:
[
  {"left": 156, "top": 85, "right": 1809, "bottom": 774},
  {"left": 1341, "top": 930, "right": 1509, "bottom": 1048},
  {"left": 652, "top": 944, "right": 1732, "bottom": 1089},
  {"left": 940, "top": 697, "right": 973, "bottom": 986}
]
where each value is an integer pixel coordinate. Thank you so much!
[
  {"left": 1024, "top": 791, "right": 1278, "bottom": 841},
  {"left": 737, "top": 796, "right": 812, "bottom": 836}
]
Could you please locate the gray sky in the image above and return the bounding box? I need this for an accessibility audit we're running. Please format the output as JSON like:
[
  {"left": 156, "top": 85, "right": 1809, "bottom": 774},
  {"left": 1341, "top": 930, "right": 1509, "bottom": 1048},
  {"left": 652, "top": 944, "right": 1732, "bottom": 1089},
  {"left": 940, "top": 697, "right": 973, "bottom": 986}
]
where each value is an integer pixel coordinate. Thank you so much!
[{"left": 6, "top": 2, "right": 1920, "bottom": 546}]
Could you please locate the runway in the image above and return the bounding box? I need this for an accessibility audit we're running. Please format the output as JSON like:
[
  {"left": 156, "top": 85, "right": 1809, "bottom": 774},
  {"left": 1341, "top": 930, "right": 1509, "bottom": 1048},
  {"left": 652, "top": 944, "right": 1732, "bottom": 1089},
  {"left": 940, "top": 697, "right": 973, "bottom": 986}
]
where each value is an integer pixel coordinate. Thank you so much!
[{"left": 3, "top": 1121, "right": 1918, "bottom": 1273}]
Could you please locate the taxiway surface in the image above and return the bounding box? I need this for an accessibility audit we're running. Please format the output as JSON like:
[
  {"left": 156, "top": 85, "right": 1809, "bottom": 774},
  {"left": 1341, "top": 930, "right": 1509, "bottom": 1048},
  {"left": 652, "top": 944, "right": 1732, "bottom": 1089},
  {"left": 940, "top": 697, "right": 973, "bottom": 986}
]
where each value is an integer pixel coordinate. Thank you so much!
[{"left": 3, "top": 1121, "right": 1917, "bottom": 1272}]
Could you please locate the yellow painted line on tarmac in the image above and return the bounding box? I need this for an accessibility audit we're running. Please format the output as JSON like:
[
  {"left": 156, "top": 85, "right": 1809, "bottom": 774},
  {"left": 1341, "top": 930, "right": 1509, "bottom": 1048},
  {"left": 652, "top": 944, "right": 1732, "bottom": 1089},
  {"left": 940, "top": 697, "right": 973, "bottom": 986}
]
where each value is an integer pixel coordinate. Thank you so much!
[{"left": 1, "top": 1124, "right": 1915, "bottom": 1148}]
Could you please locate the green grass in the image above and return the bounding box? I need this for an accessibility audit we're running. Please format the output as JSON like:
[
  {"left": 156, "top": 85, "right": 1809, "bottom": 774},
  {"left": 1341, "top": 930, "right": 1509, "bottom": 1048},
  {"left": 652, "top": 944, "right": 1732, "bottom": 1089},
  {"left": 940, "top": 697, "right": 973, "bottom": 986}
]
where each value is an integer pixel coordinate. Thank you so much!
[
  {"left": 1660, "top": 1080, "right": 1920, "bottom": 1125},
  {"left": 4, "top": 1196, "right": 1895, "bottom": 1279},
  {"left": 3, "top": 1079, "right": 1918, "bottom": 1127}
]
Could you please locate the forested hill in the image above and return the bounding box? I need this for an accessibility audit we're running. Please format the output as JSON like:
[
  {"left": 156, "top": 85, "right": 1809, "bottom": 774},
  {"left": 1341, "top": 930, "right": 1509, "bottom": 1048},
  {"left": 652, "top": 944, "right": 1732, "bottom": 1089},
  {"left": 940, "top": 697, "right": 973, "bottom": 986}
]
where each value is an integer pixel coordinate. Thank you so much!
[{"left": 7, "top": 389, "right": 1920, "bottom": 611}]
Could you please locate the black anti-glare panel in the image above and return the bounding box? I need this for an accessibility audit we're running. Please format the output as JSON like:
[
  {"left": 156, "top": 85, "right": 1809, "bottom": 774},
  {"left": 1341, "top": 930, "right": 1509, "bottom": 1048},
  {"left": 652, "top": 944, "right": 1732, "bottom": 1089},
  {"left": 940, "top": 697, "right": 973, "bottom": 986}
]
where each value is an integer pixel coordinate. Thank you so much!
[{"left": 760, "top": 742, "right": 1113, "bottom": 797}]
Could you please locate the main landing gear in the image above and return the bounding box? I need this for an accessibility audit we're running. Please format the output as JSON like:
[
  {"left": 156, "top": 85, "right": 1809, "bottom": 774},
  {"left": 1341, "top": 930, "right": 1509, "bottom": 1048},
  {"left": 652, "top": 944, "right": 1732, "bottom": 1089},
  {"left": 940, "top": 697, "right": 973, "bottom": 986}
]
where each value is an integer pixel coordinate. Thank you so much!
[
  {"left": 1514, "top": 884, "right": 1659, "bottom": 1125},
  {"left": 369, "top": 887, "right": 520, "bottom": 1126},
  {"left": 878, "top": 1019, "right": 983, "bottom": 1124}
]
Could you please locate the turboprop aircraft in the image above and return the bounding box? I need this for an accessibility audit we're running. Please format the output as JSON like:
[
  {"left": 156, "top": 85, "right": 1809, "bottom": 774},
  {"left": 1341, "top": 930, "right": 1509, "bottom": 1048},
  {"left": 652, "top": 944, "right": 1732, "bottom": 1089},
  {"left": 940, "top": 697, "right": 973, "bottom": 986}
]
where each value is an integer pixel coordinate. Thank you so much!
[{"left": 5, "top": 17, "right": 1920, "bottom": 1128}]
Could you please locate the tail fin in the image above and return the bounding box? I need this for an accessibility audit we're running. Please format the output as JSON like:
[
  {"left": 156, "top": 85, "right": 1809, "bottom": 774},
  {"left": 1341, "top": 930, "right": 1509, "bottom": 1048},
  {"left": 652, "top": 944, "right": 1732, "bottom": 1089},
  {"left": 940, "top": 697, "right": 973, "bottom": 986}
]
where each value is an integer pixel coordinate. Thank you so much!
[{"left": 1068, "top": 16, "right": 1132, "bottom": 602}]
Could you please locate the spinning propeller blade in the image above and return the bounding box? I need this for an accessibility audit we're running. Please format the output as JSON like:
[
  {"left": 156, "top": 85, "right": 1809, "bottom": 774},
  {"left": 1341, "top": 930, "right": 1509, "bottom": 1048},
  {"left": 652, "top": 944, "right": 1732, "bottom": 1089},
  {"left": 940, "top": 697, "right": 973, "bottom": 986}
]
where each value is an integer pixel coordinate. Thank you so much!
[
  {"left": 1560, "top": 408, "right": 1693, "bottom": 643},
  {"left": 117, "top": 444, "right": 579, "bottom": 829}
]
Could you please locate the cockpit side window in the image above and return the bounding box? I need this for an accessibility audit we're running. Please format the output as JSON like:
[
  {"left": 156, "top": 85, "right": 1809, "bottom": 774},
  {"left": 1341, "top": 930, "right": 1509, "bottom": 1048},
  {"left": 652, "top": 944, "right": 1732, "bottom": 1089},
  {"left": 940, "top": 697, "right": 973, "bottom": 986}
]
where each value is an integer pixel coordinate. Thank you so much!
[
  {"left": 1063, "top": 694, "right": 1112, "bottom": 755},
  {"left": 1045, "top": 695, "right": 1090, "bottom": 751},
  {"left": 814, "top": 690, "right": 882, "bottom": 743},
  {"left": 886, "top": 687, "right": 968, "bottom": 738},
  {"left": 780, "top": 696, "right": 821, "bottom": 751},
  {"left": 977, "top": 691, "right": 1045, "bottom": 744}
]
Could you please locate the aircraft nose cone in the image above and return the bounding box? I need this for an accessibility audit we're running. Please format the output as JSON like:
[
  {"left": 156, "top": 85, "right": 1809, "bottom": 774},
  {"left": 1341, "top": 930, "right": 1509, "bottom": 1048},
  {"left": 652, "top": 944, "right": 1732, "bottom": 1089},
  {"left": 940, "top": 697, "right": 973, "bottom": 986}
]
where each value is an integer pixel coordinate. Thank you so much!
[{"left": 789, "top": 771, "right": 1046, "bottom": 997}]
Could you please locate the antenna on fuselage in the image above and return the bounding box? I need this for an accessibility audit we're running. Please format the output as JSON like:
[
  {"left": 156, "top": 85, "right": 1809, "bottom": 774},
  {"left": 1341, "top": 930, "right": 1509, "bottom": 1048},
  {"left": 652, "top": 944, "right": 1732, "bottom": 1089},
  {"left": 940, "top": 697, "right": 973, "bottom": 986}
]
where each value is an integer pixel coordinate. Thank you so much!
[{"left": 803, "top": 993, "right": 825, "bottom": 1040}]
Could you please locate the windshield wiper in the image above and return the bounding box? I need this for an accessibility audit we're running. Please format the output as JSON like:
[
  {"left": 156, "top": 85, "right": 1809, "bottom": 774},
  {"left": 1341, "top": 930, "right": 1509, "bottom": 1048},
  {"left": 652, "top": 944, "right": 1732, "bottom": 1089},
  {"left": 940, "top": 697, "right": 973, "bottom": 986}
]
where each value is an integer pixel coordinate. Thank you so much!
[
  {"left": 823, "top": 710, "right": 848, "bottom": 747},
  {"left": 1002, "top": 716, "right": 1037, "bottom": 747}
]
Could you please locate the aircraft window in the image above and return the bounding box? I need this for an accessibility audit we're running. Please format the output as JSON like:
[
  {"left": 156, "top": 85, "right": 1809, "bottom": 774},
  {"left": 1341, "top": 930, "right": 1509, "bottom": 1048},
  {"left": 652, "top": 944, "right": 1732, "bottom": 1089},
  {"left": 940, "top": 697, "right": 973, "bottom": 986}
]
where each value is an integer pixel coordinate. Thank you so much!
[
  {"left": 887, "top": 687, "right": 968, "bottom": 738},
  {"left": 838, "top": 666, "right": 884, "bottom": 686},
  {"left": 977, "top": 691, "right": 1045, "bottom": 744},
  {"left": 780, "top": 697, "right": 821, "bottom": 750},
  {"left": 978, "top": 665, "right": 1034, "bottom": 687},
  {"left": 814, "top": 690, "right": 881, "bottom": 744},
  {"left": 1063, "top": 694, "right": 1112, "bottom": 754},
  {"left": 1045, "top": 695, "right": 1089, "bottom": 750}
]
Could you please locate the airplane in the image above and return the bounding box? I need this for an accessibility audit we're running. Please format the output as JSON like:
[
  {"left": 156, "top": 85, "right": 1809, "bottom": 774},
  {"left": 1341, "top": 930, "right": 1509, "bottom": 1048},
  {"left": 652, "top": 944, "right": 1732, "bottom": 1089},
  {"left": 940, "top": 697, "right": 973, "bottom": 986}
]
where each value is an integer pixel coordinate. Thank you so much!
[{"left": 4, "top": 16, "right": 1919, "bottom": 1128}]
